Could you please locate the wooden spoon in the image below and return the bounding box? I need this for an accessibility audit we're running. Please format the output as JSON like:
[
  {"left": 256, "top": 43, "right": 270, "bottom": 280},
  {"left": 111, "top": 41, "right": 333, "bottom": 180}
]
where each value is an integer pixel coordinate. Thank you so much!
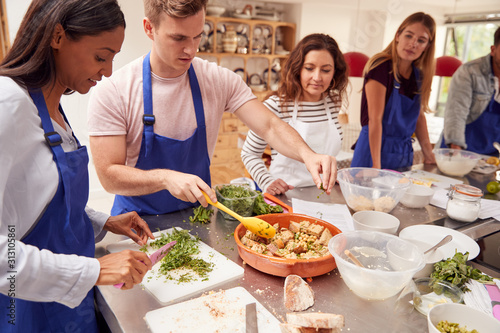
[
  {"left": 201, "top": 191, "right": 276, "bottom": 238},
  {"left": 344, "top": 249, "right": 365, "bottom": 268}
]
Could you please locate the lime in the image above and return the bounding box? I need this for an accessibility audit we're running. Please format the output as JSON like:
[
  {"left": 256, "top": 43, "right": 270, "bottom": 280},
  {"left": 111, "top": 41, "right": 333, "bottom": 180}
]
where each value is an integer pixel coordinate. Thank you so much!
[{"left": 486, "top": 181, "right": 500, "bottom": 194}]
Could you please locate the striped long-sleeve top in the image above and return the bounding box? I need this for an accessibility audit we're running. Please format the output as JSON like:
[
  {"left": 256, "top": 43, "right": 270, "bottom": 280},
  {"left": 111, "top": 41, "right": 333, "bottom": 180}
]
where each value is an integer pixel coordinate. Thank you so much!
[{"left": 241, "top": 94, "right": 343, "bottom": 192}]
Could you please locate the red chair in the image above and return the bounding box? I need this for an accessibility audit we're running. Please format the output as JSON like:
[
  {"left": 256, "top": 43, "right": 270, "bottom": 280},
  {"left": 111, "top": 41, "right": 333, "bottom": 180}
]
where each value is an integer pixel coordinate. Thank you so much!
[
  {"left": 435, "top": 56, "right": 462, "bottom": 77},
  {"left": 343, "top": 52, "right": 370, "bottom": 77}
]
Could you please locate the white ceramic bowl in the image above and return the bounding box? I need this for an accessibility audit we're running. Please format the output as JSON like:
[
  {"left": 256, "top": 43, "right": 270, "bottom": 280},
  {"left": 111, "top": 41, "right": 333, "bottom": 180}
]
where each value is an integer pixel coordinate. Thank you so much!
[
  {"left": 206, "top": 5, "right": 226, "bottom": 17},
  {"left": 328, "top": 231, "right": 425, "bottom": 300},
  {"left": 428, "top": 303, "right": 500, "bottom": 333},
  {"left": 433, "top": 148, "right": 480, "bottom": 177},
  {"left": 400, "top": 184, "right": 435, "bottom": 208},
  {"left": 337, "top": 168, "right": 411, "bottom": 213},
  {"left": 404, "top": 239, "right": 445, "bottom": 279},
  {"left": 352, "top": 211, "right": 400, "bottom": 235}
]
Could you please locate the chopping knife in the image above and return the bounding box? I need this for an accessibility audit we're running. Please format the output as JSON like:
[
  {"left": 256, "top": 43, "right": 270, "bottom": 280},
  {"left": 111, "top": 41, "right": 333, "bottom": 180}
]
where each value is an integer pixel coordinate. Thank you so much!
[
  {"left": 246, "top": 302, "right": 258, "bottom": 333},
  {"left": 113, "top": 240, "right": 176, "bottom": 289}
]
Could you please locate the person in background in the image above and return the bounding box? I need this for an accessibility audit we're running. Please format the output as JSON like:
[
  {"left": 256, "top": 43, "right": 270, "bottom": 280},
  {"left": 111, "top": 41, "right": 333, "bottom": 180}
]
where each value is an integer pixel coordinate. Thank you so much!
[
  {"left": 87, "top": 0, "right": 337, "bottom": 216},
  {"left": 0, "top": 1, "right": 154, "bottom": 331},
  {"left": 440, "top": 27, "right": 500, "bottom": 155},
  {"left": 351, "top": 12, "right": 436, "bottom": 170},
  {"left": 241, "top": 33, "right": 348, "bottom": 195}
]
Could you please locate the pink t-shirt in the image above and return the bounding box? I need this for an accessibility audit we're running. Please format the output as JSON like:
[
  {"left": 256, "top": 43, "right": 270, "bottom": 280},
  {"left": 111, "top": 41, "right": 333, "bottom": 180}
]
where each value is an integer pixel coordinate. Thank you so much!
[{"left": 88, "top": 56, "right": 256, "bottom": 167}]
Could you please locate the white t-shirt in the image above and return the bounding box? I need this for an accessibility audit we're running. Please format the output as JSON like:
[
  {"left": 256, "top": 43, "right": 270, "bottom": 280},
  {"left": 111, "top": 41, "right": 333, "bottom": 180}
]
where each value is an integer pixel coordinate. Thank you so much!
[
  {"left": 0, "top": 77, "right": 106, "bottom": 308},
  {"left": 88, "top": 56, "right": 256, "bottom": 166}
]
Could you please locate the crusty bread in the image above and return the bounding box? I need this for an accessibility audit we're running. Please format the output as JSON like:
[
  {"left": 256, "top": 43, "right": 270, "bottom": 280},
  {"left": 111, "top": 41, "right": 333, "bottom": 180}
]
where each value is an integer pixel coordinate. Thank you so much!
[
  {"left": 280, "top": 323, "right": 340, "bottom": 333},
  {"left": 285, "top": 313, "right": 344, "bottom": 329},
  {"left": 284, "top": 275, "right": 314, "bottom": 311}
]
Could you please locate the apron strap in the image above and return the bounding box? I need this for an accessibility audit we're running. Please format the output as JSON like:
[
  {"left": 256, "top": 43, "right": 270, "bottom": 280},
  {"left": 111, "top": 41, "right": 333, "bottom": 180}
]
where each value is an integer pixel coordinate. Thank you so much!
[
  {"left": 29, "top": 89, "right": 73, "bottom": 211},
  {"left": 142, "top": 52, "right": 155, "bottom": 157},
  {"left": 387, "top": 64, "right": 421, "bottom": 126},
  {"left": 188, "top": 64, "right": 206, "bottom": 129}
]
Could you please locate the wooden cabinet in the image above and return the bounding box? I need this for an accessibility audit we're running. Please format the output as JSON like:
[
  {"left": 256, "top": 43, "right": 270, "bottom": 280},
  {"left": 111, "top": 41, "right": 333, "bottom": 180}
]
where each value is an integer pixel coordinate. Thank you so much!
[
  {"left": 199, "top": 15, "right": 295, "bottom": 100},
  {"left": 203, "top": 16, "right": 296, "bottom": 184}
]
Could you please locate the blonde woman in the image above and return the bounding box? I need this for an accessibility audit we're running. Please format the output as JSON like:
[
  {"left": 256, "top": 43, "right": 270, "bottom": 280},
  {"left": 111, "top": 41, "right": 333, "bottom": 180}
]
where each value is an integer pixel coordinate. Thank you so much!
[{"left": 351, "top": 12, "right": 436, "bottom": 170}]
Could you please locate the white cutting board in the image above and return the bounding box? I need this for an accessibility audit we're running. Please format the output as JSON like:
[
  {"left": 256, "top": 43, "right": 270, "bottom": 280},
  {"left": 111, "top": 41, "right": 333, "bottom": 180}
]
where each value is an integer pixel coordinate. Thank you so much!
[
  {"left": 106, "top": 228, "right": 244, "bottom": 305},
  {"left": 145, "top": 287, "right": 281, "bottom": 333}
]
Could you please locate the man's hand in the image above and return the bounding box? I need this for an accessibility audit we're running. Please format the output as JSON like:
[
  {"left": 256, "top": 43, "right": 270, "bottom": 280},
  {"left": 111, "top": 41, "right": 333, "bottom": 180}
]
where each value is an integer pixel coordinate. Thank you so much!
[
  {"left": 104, "top": 212, "right": 155, "bottom": 246},
  {"left": 162, "top": 170, "right": 216, "bottom": 206},
  {"left": 303, "top": 154, "right": 337, "bottom": 194},
  {"left": 96, "top": 251, "right": 152, "bottom": 289}
]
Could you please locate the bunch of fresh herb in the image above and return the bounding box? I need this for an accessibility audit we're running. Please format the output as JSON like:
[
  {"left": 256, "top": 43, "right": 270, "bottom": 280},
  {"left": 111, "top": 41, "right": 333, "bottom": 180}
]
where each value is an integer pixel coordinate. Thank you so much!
[
  {"left": 253, "top": 192, "right": 283, "bottom": 215},
  {"left": 216, "top": 184, "right": 256, "bottom": 217},
  {"left": 143, "top": 228, "right": 214, "bottom": 284},
  {"left": 189, "top": 205, "right": 213, "bottom": 224},
  {"left": 430, "top": 251, "right": 493, "bottom": 292}
]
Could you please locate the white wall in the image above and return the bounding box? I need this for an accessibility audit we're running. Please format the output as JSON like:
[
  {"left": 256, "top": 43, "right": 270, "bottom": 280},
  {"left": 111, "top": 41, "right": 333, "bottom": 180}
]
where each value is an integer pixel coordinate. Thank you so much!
[{"left": 5, "top": 0, "right": 498, "bottom": 194}]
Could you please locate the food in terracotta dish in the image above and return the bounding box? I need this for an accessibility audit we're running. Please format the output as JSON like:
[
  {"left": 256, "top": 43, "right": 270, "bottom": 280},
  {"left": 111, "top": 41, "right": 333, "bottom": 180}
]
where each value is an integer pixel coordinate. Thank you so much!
[{"left": 240, "top": 220, "right": 333, "bottom": 259}]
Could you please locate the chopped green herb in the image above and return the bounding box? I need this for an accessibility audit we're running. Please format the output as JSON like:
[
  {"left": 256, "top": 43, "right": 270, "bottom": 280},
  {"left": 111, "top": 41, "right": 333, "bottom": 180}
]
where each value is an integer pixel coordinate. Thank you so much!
[
  {"left": 144, "top": 229, "right": 214, "bottom": 284},
  {"left": 189, "top": 205, "right": 213, "bottom": 224},
  {"left": 430, "top": 251, "right": 493, "bottom": 292},
  {"left": 253, "top": 192, "right": 283, "bottom": 215}
]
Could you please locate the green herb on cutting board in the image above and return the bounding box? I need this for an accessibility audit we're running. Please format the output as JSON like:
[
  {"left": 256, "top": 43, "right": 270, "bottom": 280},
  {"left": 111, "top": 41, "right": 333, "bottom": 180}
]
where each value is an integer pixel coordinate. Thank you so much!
[
  {"left": 253, "top": 192, "right": 283, "bottom": 215},
  {"left": 189, "top": 205, "right": 213, "bottom": 224},
  {"left": 142, "top": 228, "right": 214, "bottom": 284},
  {"left": 430, "top": 251, "right": 493, "bottom": 292}
]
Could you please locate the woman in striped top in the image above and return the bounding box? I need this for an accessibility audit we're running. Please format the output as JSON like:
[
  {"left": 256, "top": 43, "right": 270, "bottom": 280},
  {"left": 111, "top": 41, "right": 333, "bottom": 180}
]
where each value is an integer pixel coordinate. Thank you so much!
[{"left": 241, "top": 33, "right": 348, "bottom": 195}]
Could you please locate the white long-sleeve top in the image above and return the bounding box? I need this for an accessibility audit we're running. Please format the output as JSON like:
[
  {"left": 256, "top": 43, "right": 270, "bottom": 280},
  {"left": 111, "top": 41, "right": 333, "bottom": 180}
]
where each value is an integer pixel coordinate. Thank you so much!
[
  {"left": 241, "top": 95, "right": 343, "bottom": 191},
  {"left": 0, "top": 77, "right": 108, "bottom": 308}
]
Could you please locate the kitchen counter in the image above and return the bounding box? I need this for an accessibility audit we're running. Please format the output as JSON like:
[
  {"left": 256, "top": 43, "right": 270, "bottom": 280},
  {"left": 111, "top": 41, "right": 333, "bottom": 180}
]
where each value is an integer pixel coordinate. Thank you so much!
[{"left": 94, "top": 164, "right": 500, "bottom": 332}]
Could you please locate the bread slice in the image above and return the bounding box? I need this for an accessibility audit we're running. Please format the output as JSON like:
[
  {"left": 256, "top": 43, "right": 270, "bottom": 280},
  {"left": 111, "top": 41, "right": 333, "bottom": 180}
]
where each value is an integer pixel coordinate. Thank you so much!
[
  {"left": 279, "top": 323, "right": 340, "bottom": 333},
  {"left": 285, "top": 313, "right": 344, "bottom": 329},
  {"left": 284, "top": 275, "right": 314, "bottom": 311}
]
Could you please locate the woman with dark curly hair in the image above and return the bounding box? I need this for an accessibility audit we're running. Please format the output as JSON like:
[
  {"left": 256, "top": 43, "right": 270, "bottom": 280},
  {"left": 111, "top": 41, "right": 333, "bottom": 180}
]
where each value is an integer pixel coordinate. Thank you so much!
[{"left": 241, "top": 33, "right": 348, "bottom": 195}]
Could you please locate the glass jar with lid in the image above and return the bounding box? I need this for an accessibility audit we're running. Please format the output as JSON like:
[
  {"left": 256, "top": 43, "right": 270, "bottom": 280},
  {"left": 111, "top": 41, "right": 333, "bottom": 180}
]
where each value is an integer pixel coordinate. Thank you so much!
[{"left": 446, "top": 184, "right": 482, "bottom": 222}]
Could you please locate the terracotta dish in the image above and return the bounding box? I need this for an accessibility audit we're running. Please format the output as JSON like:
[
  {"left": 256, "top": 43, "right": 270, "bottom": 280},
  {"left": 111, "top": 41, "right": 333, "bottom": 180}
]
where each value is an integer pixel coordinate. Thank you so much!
[{"left": 234, "top": 213, "right": 342, "bottom": 277}]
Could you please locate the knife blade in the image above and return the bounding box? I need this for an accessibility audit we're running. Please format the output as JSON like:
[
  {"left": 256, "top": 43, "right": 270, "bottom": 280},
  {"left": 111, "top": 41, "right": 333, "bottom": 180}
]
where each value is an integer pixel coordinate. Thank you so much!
[
  {"left": 114, "top": 240, "right": 176, "bottom": 289},
  {"left": 246, "top": 302, "right": 258, "bottom": 333}
]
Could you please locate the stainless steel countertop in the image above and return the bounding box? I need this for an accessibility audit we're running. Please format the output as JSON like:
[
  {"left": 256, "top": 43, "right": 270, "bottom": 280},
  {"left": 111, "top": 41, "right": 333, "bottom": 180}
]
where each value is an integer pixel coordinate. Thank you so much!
[{"left": 94, "top": 164, "right": 500, "bottom": 332}]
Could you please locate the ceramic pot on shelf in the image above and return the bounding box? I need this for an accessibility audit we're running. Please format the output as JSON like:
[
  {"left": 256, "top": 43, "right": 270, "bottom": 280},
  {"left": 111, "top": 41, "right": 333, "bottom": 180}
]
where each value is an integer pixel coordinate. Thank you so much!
[{"left": 222, "top": 26, "right": 238, "bottom": 53}]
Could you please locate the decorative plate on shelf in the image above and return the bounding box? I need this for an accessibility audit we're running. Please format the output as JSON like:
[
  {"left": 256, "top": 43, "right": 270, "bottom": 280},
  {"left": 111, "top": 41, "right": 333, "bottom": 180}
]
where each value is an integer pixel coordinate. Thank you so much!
[{"left": 234, "top": 68, "right": 245, "bottom": 80}]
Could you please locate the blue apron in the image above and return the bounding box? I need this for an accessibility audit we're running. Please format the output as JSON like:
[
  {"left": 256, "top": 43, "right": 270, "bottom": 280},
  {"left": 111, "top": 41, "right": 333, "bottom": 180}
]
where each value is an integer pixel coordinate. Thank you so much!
[
  {"left": 0, "top": 90, "right": 97, "bottom": 332},
  {"left": 351, "top": 67, "right": 421, "bottom": 170},
  {"left": 111, "top": 53, "right": 211, "bottom": 215},
  {"left": 440, "top": 93, "right": 500, "bottom": 155}
]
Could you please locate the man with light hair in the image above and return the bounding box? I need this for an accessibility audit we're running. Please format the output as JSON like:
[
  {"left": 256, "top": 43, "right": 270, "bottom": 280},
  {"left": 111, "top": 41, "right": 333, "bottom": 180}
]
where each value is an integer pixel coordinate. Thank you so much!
[{"left": 88, "top": 0, "right": 337, "bottom": 215}]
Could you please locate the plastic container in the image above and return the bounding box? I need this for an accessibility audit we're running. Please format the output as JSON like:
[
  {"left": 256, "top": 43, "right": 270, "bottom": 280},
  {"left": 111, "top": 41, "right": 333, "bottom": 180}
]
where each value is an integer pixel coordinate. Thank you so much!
[
  {"left": 214, "top": 184, "right": 258, "bottom": 220},
  {"left": 446, "top": 184, "right": 482, "bottom": 222},
  {"left": 434, "top": 148, "right": 480, "bottom": 177},
  {"left": 337, "top": 168, "right": 411, "bottom": 213},
  {"left": 412, "top": 278, "right": 464, "bottom": 316},
  {"left": 328, "top": 231, "right": 425, "bottom": 300},
  {"left": 352, "top": 211, "right": 400, "bottom": 234}
]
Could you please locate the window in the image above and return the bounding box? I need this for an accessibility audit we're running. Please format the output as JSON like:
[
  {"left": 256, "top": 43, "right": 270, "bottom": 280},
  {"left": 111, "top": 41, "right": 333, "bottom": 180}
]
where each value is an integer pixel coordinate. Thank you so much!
[{"left": 434, "top": 15, "right": 499, "bottom": 117}]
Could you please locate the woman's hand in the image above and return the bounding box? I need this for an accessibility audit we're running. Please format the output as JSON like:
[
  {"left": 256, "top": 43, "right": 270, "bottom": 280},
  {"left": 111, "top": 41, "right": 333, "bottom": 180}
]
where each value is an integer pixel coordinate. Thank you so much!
[
  {"left": 104, "top": 211, "right": 155, "bottom": 246},
  {"left": 266, "top": 179, "right": 294, "bottom": 195},
  {"left": 96, "top": 250, "right": 152, "bottom": 289}
]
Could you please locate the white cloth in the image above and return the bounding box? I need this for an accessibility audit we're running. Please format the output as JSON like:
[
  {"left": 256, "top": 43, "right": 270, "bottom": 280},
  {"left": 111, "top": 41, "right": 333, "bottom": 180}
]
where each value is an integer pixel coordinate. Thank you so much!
[
  {"left": 87, "top": 56, "right": 256, "bottom": 167},
  {"left": 269, "top": 98, "right": 342, "bottom": 187},
  {"left": 0, "top": 77, "right": 105, "bottom": 308},
  {"left": 241, "top": 95, "right": 343, "bottom": 192}
]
